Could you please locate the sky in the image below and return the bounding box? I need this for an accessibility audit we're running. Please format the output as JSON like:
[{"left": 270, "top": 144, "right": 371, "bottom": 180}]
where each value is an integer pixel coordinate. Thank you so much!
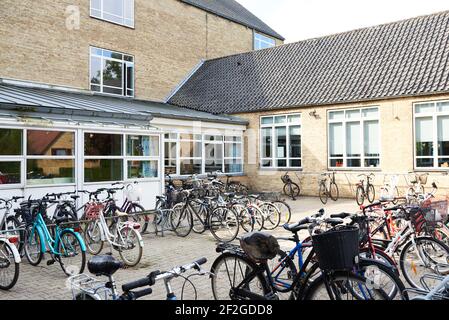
[{"left": 236, "top": 0, "right": 449, "bottom": 43}]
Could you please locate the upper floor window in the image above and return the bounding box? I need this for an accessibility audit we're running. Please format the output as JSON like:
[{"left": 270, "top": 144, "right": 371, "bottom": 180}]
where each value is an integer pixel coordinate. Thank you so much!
[
  {"left": 90, "top": 0, "right": 134, "bottom": 28},
  {"left": 260, "top": 114, "right": 302, "bottom": 169},
  {"left": 414, "top": 101, "right": 449, "bottom": 169},
  {"left": 90, "top": 47, "right": 134, "bottom": 97},
  {"left": 254, "top": 32, "right": 276, "bottom": 50},
  {"left": 328, "top": 107, "right": 380, "bottom": 169}
]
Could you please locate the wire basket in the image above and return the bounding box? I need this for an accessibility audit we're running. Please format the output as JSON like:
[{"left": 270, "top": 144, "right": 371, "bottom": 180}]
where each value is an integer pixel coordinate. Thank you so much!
[
  {"left": 419, "top": 174, "right": 429, "bottom": 185},
  {"left": 312, "top": 225, "right": 360, "bottom": 272},
  {"left": 422, "top": 200, "right": 448, "bottom": 224},
  {"left": 84, "top": 203, "right": 104, "bottom": 220},
  {"left": 69, "top": 274, "right": 113, "bottom": 300}
]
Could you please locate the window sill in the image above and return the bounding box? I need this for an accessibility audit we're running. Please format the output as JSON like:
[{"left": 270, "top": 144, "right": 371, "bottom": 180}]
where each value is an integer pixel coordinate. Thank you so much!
[
  {"left": 90, "top": 15, "right": 135, "bottom": 29},
  {"left": 328, "top": 168, "right": 382, "bottom": 172},
  {"left": 259, "top": 167, "right": 303, "bottom": 172}
]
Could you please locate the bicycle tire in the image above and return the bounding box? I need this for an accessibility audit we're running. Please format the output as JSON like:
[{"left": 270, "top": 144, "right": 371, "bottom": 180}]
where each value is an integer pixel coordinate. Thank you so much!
[
  {"left": 0, "top": 241, "right": 20, "bottom": 290},
  {"left": 24, "top": 226, "right": 43, "bottom": 266},
  {"left": 259, "top": 203, "right": 281, "bottom": 230},
  {"left": 117, "top": 227, "right": 143, "bottom": 267},
  {"left": 210, "top": 252, "right": 272, "bottom": 300},
  {"left": 367, "top": 184, "right": 376, "bottom": 203},
  {"left": 209, "top": 207, "right": 239, "bottom": 243},
  {"left": 330, "top": 183, "right": 339, "bottom": 201},
  {"left": 272, "top": 200, "right": 292, "bottom": 224},
  {"left": 356, "top": 186, "right": 365, "bottom": 206},
  {"left": 268, "top": 249, "right": 298, "bottom": 293},
  {"left": 170, "top": 203, "right": 193, "bottom": 237},
  {"left": 127, "top": 203, "right": 147, "bottom": 233},
  {"left": 84, "top": 220, "right": 104, "bottom": 255},
  {"left": 57, "top": 229, "right": 86, "bottom": 276},
  {"left": 319, "top": 183, "right": 328, "bottom": 205}
]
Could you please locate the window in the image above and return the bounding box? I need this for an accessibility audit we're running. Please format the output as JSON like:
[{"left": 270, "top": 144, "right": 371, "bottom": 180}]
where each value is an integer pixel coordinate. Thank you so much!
[
  {"left": 84, "top": 132, "right": 160, "bottom": 182},
  {"left": 26, "top": 130, "right": 75, "bottom": 185},
  {"left": 163, "top": 133, "right": 244, "bottom": 176},
  {"left": 90, "top": 0, "right": 134, "bottom": 27},
  {"left": 328, "top": 107, "right": 380, "bottom": 168},
  {"left": 260, "top": 114, "right": 302, "bottom": 169},
  {"left": 0, "top": 128, "right": 22, "bottom": 185},
  {"left": 415, "top": 101, "right": 449, "bottom": 168},
  {"left": 254, "top": 32, "right": 276, "bottom": 50},
  {"left": 90, "top": 47, "right": 134, "bottom": 97}
]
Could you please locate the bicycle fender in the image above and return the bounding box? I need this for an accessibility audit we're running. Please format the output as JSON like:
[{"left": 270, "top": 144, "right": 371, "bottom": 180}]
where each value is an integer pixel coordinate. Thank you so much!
[
  {"left": 358, "top": 257, "right": 397, "bottom": 274},
  {"left": 2, "top": 239, "right": 21, "bottom": 263},
  {"left": 55, "top": 228, "right": 87, "bottom": 252},
  {"left": 34, "top": 224, "right": 47, "bottom": 253},
  {"left": 120, "top": 224, "right": 144, "bottom": 247}
]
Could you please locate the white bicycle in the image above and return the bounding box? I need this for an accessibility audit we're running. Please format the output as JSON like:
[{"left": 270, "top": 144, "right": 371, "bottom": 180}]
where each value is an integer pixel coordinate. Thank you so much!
[
  {"left": 0, "top": 235, "right": 21, "bottom": 290},
  {"left": 84, "top": 203, "right": 143, "bottom": 267},
  {"left": 379, "top": 175, "right": 400, "bottom": 204}
]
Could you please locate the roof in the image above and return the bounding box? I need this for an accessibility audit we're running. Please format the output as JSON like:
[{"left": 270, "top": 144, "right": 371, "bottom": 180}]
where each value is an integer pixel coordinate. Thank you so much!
[
  {"left": 180, "top": 0, "right": 284, "bottom": 40},
  {"left": 169, "top": 11, "right": 449, "bottom": 115},
  {"left": 0, "top": 82, "right": 247, "bottom": 126}
]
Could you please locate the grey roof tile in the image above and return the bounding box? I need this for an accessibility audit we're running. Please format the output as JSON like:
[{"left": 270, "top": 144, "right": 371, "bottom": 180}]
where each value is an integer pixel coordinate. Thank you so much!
[
  {"left": 180, "top": 0, "right": 284, "bottom": 40},
  {"left": 169, "top": 11, "right": 449, "bottom": 114}
]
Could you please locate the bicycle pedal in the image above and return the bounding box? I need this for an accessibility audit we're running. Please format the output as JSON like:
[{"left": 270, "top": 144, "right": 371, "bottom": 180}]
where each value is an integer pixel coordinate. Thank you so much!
[{"left": 47, "top": 259, "right": 56, "bottom": 266}]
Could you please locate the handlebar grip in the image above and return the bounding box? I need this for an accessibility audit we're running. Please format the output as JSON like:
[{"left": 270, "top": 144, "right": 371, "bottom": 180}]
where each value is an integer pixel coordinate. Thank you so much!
[
  {"left": 194, "top": 257, "right": 207, "bottom": 266},
  {"left": 129, "top": 288, "right": 153, "bottom": 300},
  {"left": 330, "top": 212, "right": 351, "bottom": 219},
  {"left": 122, "top": 277, "right": 152, "bottom": 292}
]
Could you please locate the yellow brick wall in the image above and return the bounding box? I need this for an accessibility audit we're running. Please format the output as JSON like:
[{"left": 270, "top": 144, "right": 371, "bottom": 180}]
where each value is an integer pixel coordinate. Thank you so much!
[
  {"left": 235, "top": 94, "right": 449, "bottom": 199},
  {"left": 0, "top": 0, "right": 282, "bottom": 102}
]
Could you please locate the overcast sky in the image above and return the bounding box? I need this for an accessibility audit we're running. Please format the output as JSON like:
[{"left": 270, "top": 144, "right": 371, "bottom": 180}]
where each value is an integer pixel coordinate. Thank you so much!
[{"left": 237, "top": 0, "right": 449, "bottom": 43}]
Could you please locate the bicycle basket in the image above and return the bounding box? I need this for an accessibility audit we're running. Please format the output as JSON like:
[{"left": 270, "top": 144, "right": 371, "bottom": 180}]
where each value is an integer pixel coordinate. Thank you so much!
[
  {"left": 281, "top": 174, "right": 290, "bottom": 184},
  {"left": 419, "top": 174, "right": 428, "bottom": 185},
  {"left": 18, "top": 201, "right": 40, "bottom": 225},
  {"left": 424, "top": 200, "right": 448, "bottom": 224},
  {"left": 85, "top": 203, "right": 104, "bottom": 220},
  {"left": 312, "top": 225, "right": 360, "bottom": 272},
  {"left": 69, "top": 274, "right": 113, "bottom": 300},
  {"left": 240, "top": 232, "right": 280, "bottom": 262}
]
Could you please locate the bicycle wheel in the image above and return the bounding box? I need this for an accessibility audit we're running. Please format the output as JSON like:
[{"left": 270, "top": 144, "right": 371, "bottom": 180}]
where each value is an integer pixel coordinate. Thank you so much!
[
  {"left": 399, "top": 236, "right": 449, "bottom": 289},
  {"left": 330, "top": 183, "right": 339, "bottom": 201},
  {"left": 210, "top": 252, "right": 271, "bottom": 300},
  {"left": 170, "top": 203, "right": 193, "bottom": 237},
  {"left": 367, "top": 184, "right": 376, "bottom": 203},
  {"left": 359, "top": 246, "right": 398, "bottom": 274},
  {"left": 24, "top": 226, "right": 43, "bottom": 266},
  {"left": 283, "top": 183, "right": 300, "bottom": 200},
  {"left": 249, "top": 206, "right": 265, "bottom": 231},
  {"left": 57, "top": 229, "right": 86, "bottom": 276},
  {"left": 117, "top": 226, "right": 143, "bottom": 267},
  {"left": 259, "top": 203, "right": 281, "bottom": 230},
  {"left": 0, "top": 241, "right": 19, "bottom": 290},
  {"left": 209, "top": 207, "right": 239, "bottom": 243},
  {"left": 238, "top": 207, "right": 254, "bottom": 233},
  {"left": 272, "top": 200, "right": 292, "bottom": 225},
  {"left": 267, "top": 249, "right": 297, "bottom": 293},
  {"left": 191, "top": 202, "right": 207, "bottom": 234},
  {"left": 355, "top": 186, "right": 365, "bottom": 206},
  {"left": 84, "top": 220, "right": 104, "bottom": 255},
  {"left": 127, "top": 203, "right": 147, "bottom": 233},
  {"left": 319, "top": 183, "right": 328, "bottom": 205}
]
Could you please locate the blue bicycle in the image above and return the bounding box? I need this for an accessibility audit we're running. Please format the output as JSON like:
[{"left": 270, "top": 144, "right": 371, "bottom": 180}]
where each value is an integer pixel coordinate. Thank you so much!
[{"left": 22, "top": 198, "right": 86, "bottom": 276}]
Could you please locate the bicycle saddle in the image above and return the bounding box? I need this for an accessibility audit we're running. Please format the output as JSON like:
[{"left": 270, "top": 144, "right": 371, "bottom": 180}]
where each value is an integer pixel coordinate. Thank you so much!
[
  {"left": 88, "top": 255, "right": 124, "bottom": 277},
  {"left": 240, "top": 232, "right": 280, "bottom": 262}
]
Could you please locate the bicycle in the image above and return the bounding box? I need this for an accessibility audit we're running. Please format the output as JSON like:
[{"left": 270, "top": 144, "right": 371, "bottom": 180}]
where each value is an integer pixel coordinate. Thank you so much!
[
  {"left": 83, "top": 197, "right": 143, "bottom": 267},
  {"left": 407, "top": 172, "right": 429, "bottom": 198},
  {"left": 281, "top": 172, "right": 300, "bottom": 201},
  {"left": 379, "top": 175, "right": 400, "bottom": 205},
  {"left": 0, "top": 233, "right": 21, "bottom": 290},
  {"left": 0, "top": 197, "right": 24, "bottom": 252},
  {"left": 318, "top": 172, "right": 339, "bottom": 204},
  {"left": 21, "top": 197, "right": 86, "bottom": 276},
  {"left": 70, "top": 255, "right": 208, "bottom": 300},
  {"left": 170, "top": 189, "right": 239, "bottom": 242},
  {"left": 355, "top": 173, "right": 376, "bottom": 206}
]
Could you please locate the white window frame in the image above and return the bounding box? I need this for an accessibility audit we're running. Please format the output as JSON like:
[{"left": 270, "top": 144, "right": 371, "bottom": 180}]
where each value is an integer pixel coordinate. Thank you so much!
[
  {"left": 260, "top": 114, "right": 302, "bottom": 170},
  {"left": 0, "top": 127, "right": 24, "bottom": 189},
  {"left": 89, "top": 47, "right": 134, "bottom": 98},
  {"left": 163, "top": 133, "right": 244, "bottom": 177},
  {"left": 254, "top": 32, "right": 276, "bottom": 50},
  {"left": 83, "top": 131, "right": 160, "bottom": 184},
  {"left": 414, "top": 100, "right": 449, "bottom": 170},
  {"left": 90, "top": 0, "right": 135, "bottom": 28},
  {"left": 328, "top": 107, "right": 381, "bottom": 170}
]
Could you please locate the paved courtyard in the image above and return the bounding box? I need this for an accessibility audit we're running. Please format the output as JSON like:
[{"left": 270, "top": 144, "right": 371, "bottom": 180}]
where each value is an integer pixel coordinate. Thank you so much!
[{"left": 0, "top": 197, "right": 359, "bottom": 300}]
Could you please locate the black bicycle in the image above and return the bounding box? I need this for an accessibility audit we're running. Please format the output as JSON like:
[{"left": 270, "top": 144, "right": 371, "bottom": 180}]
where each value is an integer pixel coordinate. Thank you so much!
[
  {"left": 355, "top": 173, "right": 376, "bottom": 206},
  {"left": 319, "top": 172, "right": 339, "bottom": 204},
  {"left": 281, "top": 172, "right": 300, "bottom": 200},
  {"left": 170, "top": 189, "right": 239, "bottom": 242}
]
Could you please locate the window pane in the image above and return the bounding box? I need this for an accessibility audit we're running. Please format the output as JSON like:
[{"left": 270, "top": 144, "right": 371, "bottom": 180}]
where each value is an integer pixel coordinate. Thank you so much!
[
  {"left": 329, "top": 111, "right": 344, "bottom": 120},
  {"left": 437, "top": 102, "right": 449, "bottom": 112},
  {"left": 205, "top": 143, "right": 223, "bottom": 173},
  {"left": 274, "top": 116, "right": 286, "bottom": 124},
  {"left": 205, "top": 135, "right": 223, "bottom": 141},
  {"left": 289, "top": 126, "right": 301, "bottom": 158},
  {"left": 417, "top": 158, "right": 434, "bottom": 168},
  {"left": 346, "top": 110, "right": 360, "bottom": 119},
  {"left": 84, "top": 159, "right": 123, "bottom": 182},
  {"left": 365, "top": 159, "right": 380, "bottom": 168},
  {"left": 180, "top": 159, "right": 201, "bottom": 175},
  {"left": 275, "top": 127, "right": 287, "bottom": 159},
  {"left": 330, "top": 159, "right": 344, "bottom": 167},
  {"left": 438, "top": 116, "right": 449, "bottom": 156},
  {"left": 0, "top": 129, "right": 22, "bottom": 155},
  {"left": 290, "top": 159, "right": 301, "bottom": 168},
  {"left": 277, "top": 160, "right": 287, "bottom": 167},
  {"left": 225, "top": 136, "right": 242, "bottom": 142},
  {"left": 103, "top": 87, "right": 123, "bottom": 95},
  {"left": 225, "top": 143, "right": 242, "bottom": 158},
  {"left": 0, "top": 162, "right": 21, "bottom": 184},
  {"left": 27, "top": 130, "right": 74, "bottom": 156},
  {"left": 85, "top": 133, "right": 122, "bottom": 156},
  {"left": 126, "top": 64, "right": 134, "bottom": 92},
  {"left": 91, "top": 0, "right": 101, "bottom": 10},
  {"left": 124, "top": 0, "right": 134, "bottom": 20},
  {"left": 416, "top": 103, "right": 435, "bottom": 114},
  {"left": 438, "top": 158, "right": 449, "bottom": 168},
  {"left": 262, "top": 160, "right": 272, "bottom": 167},
  {"left": 103, "top": 0, "right": 123, "bottom": 16},
  {"left": 180, "top": 141, "right": 201, "bottom": 158},
  {"left": 225, "top": 159, "right": 242, "bottom": 173},
  {"left": 127, "top": 135, "right": 159, "bottom": 157},
  {"left": 261, "top": 117, "right": 273, "bottom": 125},
  {"left": 103, "top": 60, "right": 123, "bottom": 88},
  {"left": 90, "top": 56, "right": 102, "bottom": 85},
  {"left": 329, "top": 123, "right": 343, "bottom": 157},
  {"left": 27, "top": 159, "right": 74, "bottom": 185},
  {"left": 347, "top": 159, "right": 361, "bottom": 168},
  {"left": 128, "top": 160, "right": 158, "bottom": 179},
  {"left": 362, "top": 108, "right": 379, "bottom": 118},
  {"left": 261, "top": 128, "right": 272, "bottom": 158},
  {"left": 164, "top": 141, "right": 177, "bottom": 159},
  {"left": 288, "top": 115, "right": 301, "bottom": 123},
  {"left": 364, "top": 121, "right": 379, "bottom": 157},
  {"left": 416, "top": 118, "right": 433, "bottom": 157}
]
